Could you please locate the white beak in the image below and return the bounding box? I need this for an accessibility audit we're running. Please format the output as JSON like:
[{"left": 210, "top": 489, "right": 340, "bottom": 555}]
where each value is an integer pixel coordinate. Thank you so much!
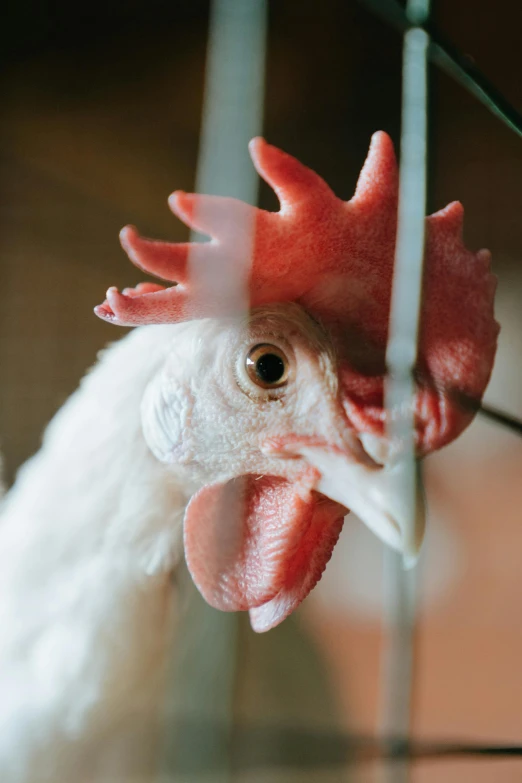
[{"left": 299, "top": 446, "right": 426, "bottom": 566}]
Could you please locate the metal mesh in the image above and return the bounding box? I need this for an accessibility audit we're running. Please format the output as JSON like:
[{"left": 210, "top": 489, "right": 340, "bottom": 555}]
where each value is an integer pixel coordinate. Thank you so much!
[{"left": 171, "top": 0, "right": 522, "bottom": 778}]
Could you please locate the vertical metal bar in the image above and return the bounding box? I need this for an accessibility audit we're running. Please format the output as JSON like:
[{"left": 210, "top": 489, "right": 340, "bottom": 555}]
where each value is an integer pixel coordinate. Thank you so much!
[
  {"left": 162, "top": 1, "right": 267, "bottom": 781},
  {"left": 379, "top": 1, "right": 430, "bottom": 781},
  {"left": 191, "top": 0, "right": 267, "bottom": 316},
  {"left": 196, "top": 0, "right": 266, "bottom": 202}
]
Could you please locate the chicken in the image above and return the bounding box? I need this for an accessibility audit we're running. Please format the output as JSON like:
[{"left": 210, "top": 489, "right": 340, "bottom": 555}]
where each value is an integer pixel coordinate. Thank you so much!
[{"left": 0, "top": 132, "right": 498, "bottom": 781}]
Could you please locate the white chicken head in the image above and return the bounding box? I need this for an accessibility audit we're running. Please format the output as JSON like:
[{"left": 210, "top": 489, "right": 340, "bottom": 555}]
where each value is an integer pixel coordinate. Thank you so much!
[{"left": 95, "top": 133, "right": 499, "bottom": 631}]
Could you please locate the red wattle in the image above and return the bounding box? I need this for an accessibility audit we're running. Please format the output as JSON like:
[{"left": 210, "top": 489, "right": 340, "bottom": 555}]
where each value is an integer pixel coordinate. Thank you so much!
[{"left": 183, "top": 476, "right": 345, "bottom": 630}]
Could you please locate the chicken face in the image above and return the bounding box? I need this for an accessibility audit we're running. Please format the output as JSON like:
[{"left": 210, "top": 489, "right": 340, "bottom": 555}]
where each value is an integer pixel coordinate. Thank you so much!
[
  {"left": 96, "top": 133, "right": 498, "bottom": 630},
  {"left": 140, "top": 303, "right": 424, "bottom": 631}
]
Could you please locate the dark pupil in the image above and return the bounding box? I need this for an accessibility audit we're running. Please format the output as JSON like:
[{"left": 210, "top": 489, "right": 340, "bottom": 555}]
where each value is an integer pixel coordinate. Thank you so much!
[{"left": 255, "top": 353, "right": 285, "bottom": 384}]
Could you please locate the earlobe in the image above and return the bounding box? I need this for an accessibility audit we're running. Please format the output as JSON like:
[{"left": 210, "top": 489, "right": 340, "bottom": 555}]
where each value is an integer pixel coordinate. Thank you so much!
[
  {"left": 341, "top": 367, "right": 471, "bottom": 458},
  {"left": 413, "top": 382, "right": 469, "bottom": 456},
  {"left": 141, "top": 371, "right": 195, "bottom": 464}
]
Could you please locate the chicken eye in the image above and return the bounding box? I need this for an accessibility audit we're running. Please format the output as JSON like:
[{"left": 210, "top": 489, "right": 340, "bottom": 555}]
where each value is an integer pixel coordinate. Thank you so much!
[{"left": 245, "top": 344, "right": 289, "bottom": 389}]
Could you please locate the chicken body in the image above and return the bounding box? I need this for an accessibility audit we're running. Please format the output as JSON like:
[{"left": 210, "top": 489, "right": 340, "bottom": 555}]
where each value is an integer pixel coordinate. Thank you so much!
[
  {"left": 0, "top": 324, "right": 184, "bottom": 782},
  {"left": 0, "top": 132, "right": 498, "bottom": 782},
  {"left": 0, "top": 304, "right": 355, "bottom": 782}
]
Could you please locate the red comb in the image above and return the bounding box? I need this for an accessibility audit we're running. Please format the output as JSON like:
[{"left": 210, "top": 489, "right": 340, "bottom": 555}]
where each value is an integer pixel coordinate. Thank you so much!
[
  {"left": 95, "top": 133, "right": 499, "bottom": 453},
  {"left": 94, "top": 133, "right": 400, "bottom": 325}
]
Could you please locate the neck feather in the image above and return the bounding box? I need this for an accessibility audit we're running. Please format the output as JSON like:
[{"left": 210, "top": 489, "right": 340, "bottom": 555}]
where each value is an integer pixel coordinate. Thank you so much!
[{"left": 0, "top": 325, "right": 187, "bottom": 781}]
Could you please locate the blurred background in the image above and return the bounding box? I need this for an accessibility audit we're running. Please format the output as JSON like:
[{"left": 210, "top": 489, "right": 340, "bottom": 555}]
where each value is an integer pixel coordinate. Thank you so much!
[{"left": 1, "top": 1, "right": 521, "bottom": 781}]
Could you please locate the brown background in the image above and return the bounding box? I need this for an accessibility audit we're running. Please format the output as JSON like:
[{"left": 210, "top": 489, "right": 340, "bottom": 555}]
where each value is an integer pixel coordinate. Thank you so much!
[{"left": 1, "top": 1, "right": 522, "bottom": 781}]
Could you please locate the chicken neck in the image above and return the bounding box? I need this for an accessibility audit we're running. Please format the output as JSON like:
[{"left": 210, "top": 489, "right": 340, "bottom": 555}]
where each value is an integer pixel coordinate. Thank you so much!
[{"left": 0, "top": 325, "right": 187, "bottom": 782}]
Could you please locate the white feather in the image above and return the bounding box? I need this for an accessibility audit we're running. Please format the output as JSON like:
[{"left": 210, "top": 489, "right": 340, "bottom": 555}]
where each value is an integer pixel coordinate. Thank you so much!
[
  {"left": 0, "top": 304, "right": 355, "bottom": 782},
  {"left": 0, "top": 325, "right": 189, "bottom": 782}
]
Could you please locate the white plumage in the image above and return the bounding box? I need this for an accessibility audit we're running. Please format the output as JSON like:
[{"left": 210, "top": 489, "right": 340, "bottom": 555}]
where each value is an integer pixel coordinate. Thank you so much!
[
  {"left": 0, "top": 325, "right": 185, "bottom": 782},
  {"left": 0, "top": 131, "right": 498, "bottom": 781},
  {"left": 0, "top": 306, "right": 363, "bottom": 781}
]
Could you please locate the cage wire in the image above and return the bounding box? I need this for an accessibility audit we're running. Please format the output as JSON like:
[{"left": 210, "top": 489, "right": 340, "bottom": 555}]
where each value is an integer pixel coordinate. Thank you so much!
[
  {"left": 163, "top": 1, "right": 267, "bottom": 780},
  {"left": 163, "top": 0, "right": 522, "bottom": 779},
  {"left": 379, "top": 1, "right": 430, "bottom": 781}
]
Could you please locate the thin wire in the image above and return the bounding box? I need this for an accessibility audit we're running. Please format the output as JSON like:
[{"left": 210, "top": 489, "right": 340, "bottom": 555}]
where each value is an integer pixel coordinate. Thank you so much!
[
  {"left": 357, "top": 0, "right": 522, "bottom": 139},
  {"left": 161, "top": 721, "right": 522, "bottom": 771},
  {"left": 380, "top": 2, "right": 430, "bottom": 782},
  {"left": 411, "top": 368, "right": 522, "bottom": 438},
  {"left": 162, "top": 1, "right": 267, "bottom": 780},
  {"left": 478, "top": 404, "right": 522, "bottom": 436}
]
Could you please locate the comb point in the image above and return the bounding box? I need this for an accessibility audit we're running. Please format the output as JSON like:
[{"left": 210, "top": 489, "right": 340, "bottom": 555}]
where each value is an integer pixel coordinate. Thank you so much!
[
  {"left": 119, "top": 225, "right": 141, "bottom": 261},
  {"left": 119, "top": 224, "right": 138, "bottom": 245},
  {"left": 168, "top": 190, "right": 190, "bottom": 219},
  {"left": 249, "top": 136, "right": 333, "bottom": 209},
  {"left": 427, "top": 201, "right": 465, "bottom": 246},
  {"left": 351, "top": 130, "right": 398, "bottom": 211}
]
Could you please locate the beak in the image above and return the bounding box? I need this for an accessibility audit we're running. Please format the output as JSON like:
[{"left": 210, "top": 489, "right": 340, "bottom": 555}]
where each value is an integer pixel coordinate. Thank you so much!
[{"left": 296, "top": 445, "right": 426, "bottom": 565}]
